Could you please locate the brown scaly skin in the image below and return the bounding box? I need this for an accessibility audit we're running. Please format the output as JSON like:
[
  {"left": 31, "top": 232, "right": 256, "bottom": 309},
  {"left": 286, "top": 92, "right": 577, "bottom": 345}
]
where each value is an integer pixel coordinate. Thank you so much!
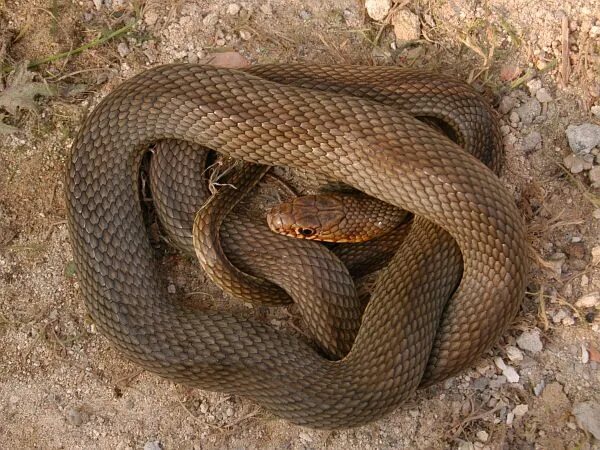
[{"left": 65, "top": 64, "right": 526, "bottom": 428}]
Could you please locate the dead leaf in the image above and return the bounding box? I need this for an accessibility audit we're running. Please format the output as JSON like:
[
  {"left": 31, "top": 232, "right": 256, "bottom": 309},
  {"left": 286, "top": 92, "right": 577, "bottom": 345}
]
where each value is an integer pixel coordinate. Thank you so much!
[
  {"left": 0, "top": 63, "right": 56, "bottom": 115},
  {"left": 199, "top": 51, "right": 251, "bottom": 69}
]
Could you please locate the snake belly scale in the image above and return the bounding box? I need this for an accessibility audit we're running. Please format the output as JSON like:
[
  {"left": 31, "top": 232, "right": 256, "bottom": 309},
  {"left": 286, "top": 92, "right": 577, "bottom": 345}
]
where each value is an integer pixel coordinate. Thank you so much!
[{"left": 65, "top": 64, "right": 527, "bottom": 428}]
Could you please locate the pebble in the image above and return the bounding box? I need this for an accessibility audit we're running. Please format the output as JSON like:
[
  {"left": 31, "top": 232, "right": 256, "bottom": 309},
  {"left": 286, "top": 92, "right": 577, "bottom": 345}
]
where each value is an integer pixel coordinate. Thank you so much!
[
  {"left": 563, "top": 153, "right": 593, "bottom": 173},
  {"left": 566, "top": 123, "right": 600, "bottom": 154},
  {"left": 565, "top": 241, "right": 585, "bottom": 259},
  {"left": 476, "top": 430, "right": 489, "bottom": 442},
  {"left": 545, "top": 252, "right": 565, "bottom": 277},
  {"left": 227, "top": 3, "right": 240, "bottom": 15},
  {"left": 533, "top": 379, "right": 545, "bottom": 396},
  {"left": 365, "top": 0, "right": 392, "bottom": 21},
  {"left": 117, "top": 42, "right": 129, "bottom": 57},
  {"left": 506, "top": 345, "right": 524, "bottom": 362},
  {"left": 167, "top": 283, "right": 176, "bottom": 294},
  {"left": 506, "top": 412, "right": 515, "bottom": 425},
  {"left": 260, "top": 4, "right": 272, "bottom": 16},
  {"left": 509, "top": 111, "right": 520, "bottom": 124},
  {"left": 512, "top": 404, "right": 529, "bottom": 416},
  {"left": 592, "top": 246, "right": 600, "bottom": 265},
  {"left": 489, "top": 375, "right": 507, "bottom": 389},
  {"left": 299, "top": 431, "right": 313, "bottom": 443},
  {"left": 457, "top": 441, "right": 475, "bottom": 450},
  {"left": 526, "top": 78, "right": 542, "bottom": 95},
  {"left": 581, "top": 344, "right": 589, "bottom": 364},
  {"left": 514, "top": 98, "right": 541, "bottom": 124},
  {"left": 239, "top": 29, "right": 252, "bottom": 40},
  {"left": 572, "top": 401, "right": 600, "bottom": 440},
  {"left": 575, "top": 292, "right": 600, "bottom": 308},
  {"left": 143, "top": 441, "right": 163, "bottom": 450},
  {"left": 391, "top": 10, "right": 420, "bottom": 41},
  {"left": 535, "top": 88, "right": 553, "bottom": 103},
  {"left": 594, "top": 209, "right": 600, "bottom": 219},
  {"left": 589, "top": 166, "right": 600, "bottom": 187},
  {"left": 499, "top": 96, "right": 517, "bottom": 114},
  {"left": 591, "top": 105, "right": 600, "bottom": 119},
  {"left": 299, "top": 10, "right": 311, "bottom": 20},
  {"left": 494, "top": 357, "right": 520, "bottom": 383},
  {"left": 516, "top": 329, "right": 543, "bottom": 354},
  {"left": 520, "top": 131, "right": 542, "bottom": 153},
  {"left": 66, "top": 407, "right": 89, "bottom": 426}
]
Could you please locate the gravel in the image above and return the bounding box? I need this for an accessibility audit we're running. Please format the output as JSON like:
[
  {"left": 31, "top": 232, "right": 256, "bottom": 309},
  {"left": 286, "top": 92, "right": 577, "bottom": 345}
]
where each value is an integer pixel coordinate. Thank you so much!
[
  {"left": 516, "top": 329, "right": 543, "bottom": 354},
  {"left": 365, "top": 0, "right": 391, "bottom": 21},
  {"left": 566, "top": 123, "right": 600, "bottom": 154},
  {"left": 514, "top": 98, "right": 541, "bottom": 124}
]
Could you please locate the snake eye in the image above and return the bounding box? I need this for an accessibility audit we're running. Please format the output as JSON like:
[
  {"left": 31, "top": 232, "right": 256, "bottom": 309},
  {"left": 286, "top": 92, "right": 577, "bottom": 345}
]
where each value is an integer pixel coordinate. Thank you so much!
[{"left": 298, "top": 228, "right": 315, "bottom": 237}]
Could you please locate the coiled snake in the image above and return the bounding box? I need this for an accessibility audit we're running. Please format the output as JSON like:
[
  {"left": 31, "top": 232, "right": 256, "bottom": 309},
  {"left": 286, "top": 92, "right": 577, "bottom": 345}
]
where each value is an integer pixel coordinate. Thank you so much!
[{"left": 65, "top": 65, "right": 527, "bottom": 428}]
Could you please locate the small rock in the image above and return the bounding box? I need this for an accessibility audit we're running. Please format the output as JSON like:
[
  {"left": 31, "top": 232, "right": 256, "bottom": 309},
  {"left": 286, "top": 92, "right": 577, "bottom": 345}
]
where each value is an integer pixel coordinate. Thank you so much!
[
  {"left": 552, "top": 308, "right": 571, "bottom": 324},
  {"left": 499, "top": 96, "right": 517, "bottom": 114},
  {"left": 494, "top": 357, "right": 520, "bottom": 383},
  {"left": 593, "top": 209, "right": 600, "bottom": 219},
  {"left": 203, "top": 12, "right": 219, "bottom": 27},
  {"left": 506, "top": 412, "right": 515, "bottom": 425},
  {"left": 298, "top": 9, "right": 311, "bottom": 20},
  {"left": 591, "top": 105, "right": 600, "bottom": 118},
  {"left": 299, "top": 432, "right": 313, "bottom": 443},
  {"left": 516, "top": 329, "right": 543, "bottom": 354},
  {"left": 239, "top": 30, "right": 252, "bottom": 40},
  {"left": 563, "top": 153, "right": 586, "bottom": 173},
  {"left": 506, "top": 345, "right": 524, "bottom": 362},
  {"left": 592, "top": 246, "right": 600, "bottom": 265},
  {"left": 520, "top": 131, "right": 542, "bottom": 153},
  {"left": 533, "top": 380, "right": 545, "bottom": 396},
  {"left": 476, "top": 430, "right": 489, "bottom": 442},
  {"left": 167, "top": 283, "right": 176, "bottom": 294},
  {"left": 513, "top": 404, "right": 529, "bottom": 416},
  {"left": 575, "top": 292, "right": 600, "bottom": 308},
  {"left": 227, "top": 3, "right": 240, "bottom": 15},
  {"left": 572, "top": 402, "right": 600, "bottom": 440},
  {"left": 500, "top": 64, "right": 522, "bottom": 81},
  {"left": 489, "top": 375, "right": 507, "bottom": 389},
  {"left": 143, "top": 441, "right": 163, "bottom": 450},
  {"left": 536, "top": 88, "right": 553, "bottom": 103},
  {"left": 391, "top": 9, "right": 420, "bottom": 41},
  {"left": 260, "top": 4, "right": 272, "bottom": 15},
  {"left": 472, "top": 377, "right": 489, "bottom": 390},
  {"left": 117, "top": 42, "right": 129, "bottom": 57},
  {"left": 457, "top": 441, "right": 475, "bottom": 450},
  {"left": 514, "top": 98, "right": 541, "bottom": 124},
  {"left": 566, "top": 123, "right": 600, "bottom": 154},
  {"left": 581, "top": 274, "right": 589, "bottom": 287},
  {"left": 365, "top": 0, "right": 392, "bottom": 21},
  {"left": 144, "top": 10, "right": 159, "bottom": 26},
  {"left": 66, "top": 407, "right": 89, "bottom": 426},
  {"left": 581, "top": 344, "right": 590, "bottom": 364},
  {"left": 526, "top": 78, "right": 542, "bottom": 95},
  {"left": 589, "top": 166, "right": 600, "bottom": 187},
  {"left": 509, "top": 111, "right": 520, "bottom": 124}
]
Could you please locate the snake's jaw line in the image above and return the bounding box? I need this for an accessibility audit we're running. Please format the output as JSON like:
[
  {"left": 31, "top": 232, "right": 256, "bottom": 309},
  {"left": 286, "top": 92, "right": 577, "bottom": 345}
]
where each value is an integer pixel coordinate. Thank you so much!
[{"left": 66, "top": 64, "right": 525, "bottom": 428}]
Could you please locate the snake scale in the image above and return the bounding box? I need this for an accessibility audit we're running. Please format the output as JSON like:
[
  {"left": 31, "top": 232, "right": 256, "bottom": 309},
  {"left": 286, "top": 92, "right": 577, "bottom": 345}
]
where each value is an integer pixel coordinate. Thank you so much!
[{"left": 65, "top": 65, "right": 527, "bottom": 428}]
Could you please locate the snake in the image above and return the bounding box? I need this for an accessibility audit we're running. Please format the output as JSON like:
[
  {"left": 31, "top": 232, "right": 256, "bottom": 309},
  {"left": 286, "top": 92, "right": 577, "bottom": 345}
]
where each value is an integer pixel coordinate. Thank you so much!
[{"left": 65, "top": 64, "right": 527, "bottom": 429}]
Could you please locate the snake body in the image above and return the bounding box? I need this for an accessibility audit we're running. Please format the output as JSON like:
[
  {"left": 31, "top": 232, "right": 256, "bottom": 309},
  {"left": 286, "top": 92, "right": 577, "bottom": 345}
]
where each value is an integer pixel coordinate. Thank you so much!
[{"left": 66, "top": 65, "right": 527, "bottom": 428}]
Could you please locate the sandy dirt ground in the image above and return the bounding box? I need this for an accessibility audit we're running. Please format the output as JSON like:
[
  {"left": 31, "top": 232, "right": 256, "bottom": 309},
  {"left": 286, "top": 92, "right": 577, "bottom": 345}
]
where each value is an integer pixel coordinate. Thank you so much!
[{"left": 1, "top": 0, "right": 600, "bottom": 448}]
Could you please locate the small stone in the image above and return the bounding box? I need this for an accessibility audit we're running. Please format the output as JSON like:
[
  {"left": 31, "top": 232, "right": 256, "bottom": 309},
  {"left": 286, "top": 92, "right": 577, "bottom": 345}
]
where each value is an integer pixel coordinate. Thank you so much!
[
  {"left": 514, "top": 98, "right": 541, "bottom": 124},
  {"left": 299, "top": 432, "right": 313, "bottom": 443},
  {"left": 239, "top": 30, "right": 252, "bottom": 40},
  {"left": 391, "top": 9, "right": 420, "bottom": 41},
  {"left": 227, "top": 3, "right": 240, "bottom": 15},
  {"left": 566, "top": 241, "right": 585, "bottom": 259},
  {"left": 552, "top": 308, "right": 570, "bottom": 324},
  {"left": 533, "top": 380, "right": 545, "bottom": 396},
  {"left": 589, "top": 166, "right": 600, "bottom": 187},
  {"left": 117, "top": 42, "right": 129, "bottom": 57},
  {"left": 143, "top": 441, "right": 162, "bottom": 450},
  {"left": 581, "top": 274, "right": 589, "bottom": 286},
  {"left": 500, "top": 64, "right": 522, "bottom": 81},
  {"left": 581, "top": 344, "right": 590, "bottom": 364},
  {"left": 506, "top": 412, "right": 515, "bottom": 425},
  {"left": 509, "top": 111, "right": 520, "bottom": 124},
  {"left": 167, "top": 283, "right": 176, "bottom": 294},
  {"left": 365, "top": 0, "right": 392, "bottom": 21},
  {"left": 566, "top": 123, "right": 600, "bottom": 154},
  {"left": 499, "top": 96, "right": 517, "bottom": 114},
  {"left": 494, "top": 357, "right": 520, "bottom": 383},
  {"left": 144, "top": 10, "right": 158, "bottom": 26},
  {"left": 593, "top": 246, "right": 600, "bottom": 265},
  {"left": 203, "top": 12, "right": 219, "bottom": 27},
  {"left": 260, "top": 4, "right": 272, "bottom": 15},
  {"left": 536, "top": 88, "right": 553, "bottom": 103},
  {"left": 457, "top": 441, "right": 475, "bottom": 450},
  {"left": 506, "top": 346, "right": 523, "bottom": 362},
  {"left": 516, "top": 329, "right": 543, "bottom": 354},
  {"left": 575, "top": 292, "right": 600, "bottom": 308},
  {"left": 526, "top": 78, "right": 542, "bottom": 95},
  {"left": 476, "top": 430, "right": 489, "bottom": 442},
  {"left": 66, "top": 407, "right": 88, "bottom": 426},
  {"left": 513, "top": 404, "right": 529, "bottom": 416},
  {"left": 591, "top": 105, "right": 600, "bottom": 118},
  {"left": 573, "top": 402, "right": 600, "bottom": 440},
  {"left": 593, "top": 209, "right": 600, "bottom": 219},
  {"left": 472, "top": 377, "right": 489, "bottom": 390},
  {"left": 489, "top": 375, "right": 507, "bottom": 389},
  {"left": 200, "top": 402, "right": 209, "bottom": 414},
  {"left": 520, "top": 131, "right": 542, "bottom": 153},
  {"left": 298, "top": 10, "right": 311, "bottom": 20},
  {"left": 563, "top": 154, "right": 586, "bottom": 174}
]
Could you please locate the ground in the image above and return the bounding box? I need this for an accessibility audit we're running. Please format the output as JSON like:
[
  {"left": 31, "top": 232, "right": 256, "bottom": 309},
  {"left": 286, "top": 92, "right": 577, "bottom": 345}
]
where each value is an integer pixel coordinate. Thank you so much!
[{"left": 1, "top": 0, "right": 600, "bottom": 449}]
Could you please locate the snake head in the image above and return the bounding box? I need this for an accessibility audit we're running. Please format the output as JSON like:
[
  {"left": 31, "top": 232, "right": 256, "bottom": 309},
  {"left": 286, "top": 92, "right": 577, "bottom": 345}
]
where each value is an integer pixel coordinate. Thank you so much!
[{"left": 266, "top": 195, "right": 348, "bottom": 242}]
